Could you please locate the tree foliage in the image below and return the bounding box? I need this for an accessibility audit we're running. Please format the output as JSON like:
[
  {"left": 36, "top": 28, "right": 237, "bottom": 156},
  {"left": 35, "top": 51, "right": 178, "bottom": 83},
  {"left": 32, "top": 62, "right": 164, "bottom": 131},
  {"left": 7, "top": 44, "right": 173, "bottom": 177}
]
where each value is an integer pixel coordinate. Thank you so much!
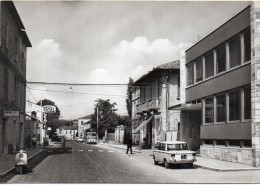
[{"left": 126, "top": 77, "right": 133, "bottom": 119}]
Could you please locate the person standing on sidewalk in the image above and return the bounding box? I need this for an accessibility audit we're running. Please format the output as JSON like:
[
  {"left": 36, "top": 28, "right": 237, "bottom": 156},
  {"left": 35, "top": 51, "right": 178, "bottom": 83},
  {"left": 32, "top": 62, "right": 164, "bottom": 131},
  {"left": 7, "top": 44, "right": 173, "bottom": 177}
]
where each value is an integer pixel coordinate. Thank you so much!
[
  {"left": 126, "top": 136, "right": 133, "bottom": 154},
  {"left": 32, "top": 135, "right": 37, "bottom": 149}
]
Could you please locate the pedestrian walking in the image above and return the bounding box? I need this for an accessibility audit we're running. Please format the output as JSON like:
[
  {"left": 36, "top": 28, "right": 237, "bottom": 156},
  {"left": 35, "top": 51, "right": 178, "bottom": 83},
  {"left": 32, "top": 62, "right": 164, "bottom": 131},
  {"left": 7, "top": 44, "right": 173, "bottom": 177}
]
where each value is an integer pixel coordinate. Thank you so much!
[
  {"left": 32, "top": 135, "right": 37, "bottom": 149},
  {"left": 126, "top": 136, "right": 133, "bottom": 154}
]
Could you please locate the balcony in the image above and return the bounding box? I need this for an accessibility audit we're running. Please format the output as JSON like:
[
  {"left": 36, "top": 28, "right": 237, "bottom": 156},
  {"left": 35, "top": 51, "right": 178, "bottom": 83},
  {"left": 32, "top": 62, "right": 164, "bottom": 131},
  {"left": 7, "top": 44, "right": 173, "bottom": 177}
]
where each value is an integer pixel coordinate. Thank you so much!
[{"left": 136, "top": 98, "right": 160, "bottom": 114}]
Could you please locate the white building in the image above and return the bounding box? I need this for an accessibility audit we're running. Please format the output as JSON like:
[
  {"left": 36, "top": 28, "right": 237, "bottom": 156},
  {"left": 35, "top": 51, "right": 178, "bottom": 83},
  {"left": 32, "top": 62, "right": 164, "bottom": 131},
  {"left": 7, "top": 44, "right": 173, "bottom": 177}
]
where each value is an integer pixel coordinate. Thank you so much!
[
  {"left": 57, "top": 126, "right": 78, "bottom": 140},
  {"left": 78, "top": 115, "right": 91, "bottom": 138}
]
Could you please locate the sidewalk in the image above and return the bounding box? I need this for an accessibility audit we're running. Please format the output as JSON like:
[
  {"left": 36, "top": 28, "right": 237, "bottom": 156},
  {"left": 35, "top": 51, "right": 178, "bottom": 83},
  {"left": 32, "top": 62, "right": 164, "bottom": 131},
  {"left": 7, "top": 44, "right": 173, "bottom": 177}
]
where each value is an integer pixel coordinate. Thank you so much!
[
  {"left": 100, "top": 143, "right": 260, "bottom": 172},
  {"left": 0, "top": 147, "right": 45, "bottom": 177}
]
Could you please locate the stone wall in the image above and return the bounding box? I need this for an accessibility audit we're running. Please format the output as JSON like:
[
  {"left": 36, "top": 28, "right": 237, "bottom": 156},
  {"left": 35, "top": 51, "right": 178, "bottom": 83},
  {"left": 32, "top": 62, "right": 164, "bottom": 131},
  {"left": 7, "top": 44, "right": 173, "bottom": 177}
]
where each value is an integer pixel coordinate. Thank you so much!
[{"left": 201, "top": 145, "right": 252, "bottom": 165}]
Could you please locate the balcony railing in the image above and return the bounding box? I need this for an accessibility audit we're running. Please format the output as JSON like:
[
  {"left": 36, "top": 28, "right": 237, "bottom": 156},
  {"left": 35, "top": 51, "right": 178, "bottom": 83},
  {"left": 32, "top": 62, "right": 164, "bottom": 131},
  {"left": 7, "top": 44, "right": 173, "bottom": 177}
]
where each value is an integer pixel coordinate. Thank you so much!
[{"left": 136, "top": 98, "right": 160, "bottom": 113}]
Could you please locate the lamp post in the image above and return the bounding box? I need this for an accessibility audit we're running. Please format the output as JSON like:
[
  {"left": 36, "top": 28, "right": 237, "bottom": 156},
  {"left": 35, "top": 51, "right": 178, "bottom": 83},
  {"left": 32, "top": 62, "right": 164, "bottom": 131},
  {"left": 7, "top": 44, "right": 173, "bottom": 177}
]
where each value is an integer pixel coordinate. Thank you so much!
[{"left": 97, "top": 106, "right": 99, "bottom": 143}]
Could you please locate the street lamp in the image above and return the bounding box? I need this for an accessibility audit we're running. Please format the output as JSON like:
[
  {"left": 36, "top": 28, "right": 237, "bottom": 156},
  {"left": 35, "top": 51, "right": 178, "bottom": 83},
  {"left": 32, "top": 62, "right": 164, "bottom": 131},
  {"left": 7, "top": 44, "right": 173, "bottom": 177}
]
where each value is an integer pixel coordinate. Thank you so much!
[{"left": 97, "top": 106, "right": 99, "bottom": 143}]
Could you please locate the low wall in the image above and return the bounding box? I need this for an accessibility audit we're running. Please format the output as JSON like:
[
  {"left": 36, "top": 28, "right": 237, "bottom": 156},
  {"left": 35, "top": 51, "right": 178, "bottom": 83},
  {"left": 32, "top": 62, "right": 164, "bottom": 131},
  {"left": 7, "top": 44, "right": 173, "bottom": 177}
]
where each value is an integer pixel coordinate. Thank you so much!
[{"left": 200, "top": 145, "right": 252, "bottom": 165}]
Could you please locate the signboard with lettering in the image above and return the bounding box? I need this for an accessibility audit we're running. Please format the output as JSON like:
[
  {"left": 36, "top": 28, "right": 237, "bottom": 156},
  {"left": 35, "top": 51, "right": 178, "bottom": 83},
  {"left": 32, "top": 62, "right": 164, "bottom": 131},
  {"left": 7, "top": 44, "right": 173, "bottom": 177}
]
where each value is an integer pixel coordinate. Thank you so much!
[
  {"left": 42, "top": 105, "right": 56, "bottom": 114},
  {"left": 4, "top": 111, "right": 19, "bottom": 117}
]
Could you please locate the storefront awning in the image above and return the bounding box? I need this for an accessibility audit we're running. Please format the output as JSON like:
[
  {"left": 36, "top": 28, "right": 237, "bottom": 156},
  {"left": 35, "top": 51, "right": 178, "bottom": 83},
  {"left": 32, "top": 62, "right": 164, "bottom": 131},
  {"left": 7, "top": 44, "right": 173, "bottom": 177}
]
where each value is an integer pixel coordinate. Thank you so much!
[
  {"left": 132, "top": 115, "right": 153, "bottom": 134},
  {"left": 168, "top": 103, "right": 201, "bottom": 111}
]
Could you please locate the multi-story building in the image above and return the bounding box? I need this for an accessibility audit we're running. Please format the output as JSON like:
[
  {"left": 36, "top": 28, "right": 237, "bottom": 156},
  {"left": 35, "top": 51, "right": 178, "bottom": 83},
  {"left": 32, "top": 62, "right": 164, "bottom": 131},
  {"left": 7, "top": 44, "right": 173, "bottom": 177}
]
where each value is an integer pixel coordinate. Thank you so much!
[
  {"left": 78, "top": 115, "right": 91, "bottom": 138},
  {"left": 131, "top": 61, "right": 180, "bottom": 148},
  {"left": 174, "top": 2, "right": 260, "bottom": 167},
  {"left": 0, "top": 1, "right": 31, "bottom": 154}
]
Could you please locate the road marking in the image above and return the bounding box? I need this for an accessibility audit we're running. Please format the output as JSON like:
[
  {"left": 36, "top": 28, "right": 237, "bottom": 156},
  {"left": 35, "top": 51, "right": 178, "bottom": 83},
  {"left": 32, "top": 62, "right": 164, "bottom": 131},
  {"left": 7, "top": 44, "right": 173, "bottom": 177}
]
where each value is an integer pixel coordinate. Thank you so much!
[
  {"left": 108, "top": 151, "right": 114, "bottom": 153},
  {"left": 98, "top": 150, "right": 104, "bottom": 152},
  {"left": 68, "top": 150, "right": 73, "bottom": 152},
  {"left": 78, "top": 149, "right": 84, "bottom": 152},
  {"left": 88, "top": 150, "right": 93, "bottom": 152}
]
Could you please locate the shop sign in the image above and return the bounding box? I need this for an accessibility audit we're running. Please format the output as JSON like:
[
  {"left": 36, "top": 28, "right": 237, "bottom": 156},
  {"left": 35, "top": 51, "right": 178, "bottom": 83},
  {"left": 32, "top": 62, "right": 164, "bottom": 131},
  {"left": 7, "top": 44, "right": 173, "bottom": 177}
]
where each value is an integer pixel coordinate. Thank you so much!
[
  {"left": 43, "top": 105, "right": 56, "bottom": 114},
  {"left": 4, "top": 111, "right": 19, "bottom": 117}
]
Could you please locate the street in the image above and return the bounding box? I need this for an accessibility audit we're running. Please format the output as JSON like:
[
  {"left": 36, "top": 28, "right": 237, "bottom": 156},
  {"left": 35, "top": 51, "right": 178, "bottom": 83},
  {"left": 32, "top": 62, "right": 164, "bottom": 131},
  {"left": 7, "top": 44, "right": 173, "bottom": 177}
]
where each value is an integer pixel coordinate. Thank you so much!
[{"left": 6, "top": 141, "right": 260, "bottom": 183}]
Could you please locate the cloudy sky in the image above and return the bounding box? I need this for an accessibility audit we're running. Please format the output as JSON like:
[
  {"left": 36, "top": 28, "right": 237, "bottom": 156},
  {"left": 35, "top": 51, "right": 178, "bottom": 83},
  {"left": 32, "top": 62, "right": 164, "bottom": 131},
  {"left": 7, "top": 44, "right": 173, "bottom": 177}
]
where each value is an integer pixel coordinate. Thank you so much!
[{"left": 15, "top": 1, "right": 250, "bottom": 120}]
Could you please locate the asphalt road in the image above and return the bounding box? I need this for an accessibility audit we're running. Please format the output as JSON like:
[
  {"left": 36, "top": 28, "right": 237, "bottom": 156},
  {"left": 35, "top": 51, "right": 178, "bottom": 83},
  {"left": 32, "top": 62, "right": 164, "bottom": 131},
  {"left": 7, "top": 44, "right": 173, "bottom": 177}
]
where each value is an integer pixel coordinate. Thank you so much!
[{"left": 7, "top": 141, "right": 260, "bottom": 183}]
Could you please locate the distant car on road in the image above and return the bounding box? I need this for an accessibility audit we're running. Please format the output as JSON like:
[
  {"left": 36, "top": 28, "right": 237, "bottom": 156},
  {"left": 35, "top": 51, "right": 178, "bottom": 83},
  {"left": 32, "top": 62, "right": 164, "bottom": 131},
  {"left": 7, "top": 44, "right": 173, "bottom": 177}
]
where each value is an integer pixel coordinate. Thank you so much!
[
  {"left": 153, "top": 141, "right": 196, "bottom": 169},
  {"left": 77, "top": 138, "right": 84, "bottom": 142},
  {"left": 86, "top": 132, "right": 97, "bottom": 144}
]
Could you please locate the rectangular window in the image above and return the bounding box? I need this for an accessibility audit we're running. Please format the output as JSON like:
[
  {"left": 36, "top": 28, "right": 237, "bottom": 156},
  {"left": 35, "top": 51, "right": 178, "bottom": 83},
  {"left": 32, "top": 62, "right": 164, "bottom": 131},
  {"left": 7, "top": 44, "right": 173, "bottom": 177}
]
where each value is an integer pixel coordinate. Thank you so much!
[
  {"left": 205, "top": 97, "right": 214, "bottom": 124},
  {"left": 177, "top": 77, "right": 180, "bottom": 99},
  {"left": 216, "top": 44, "right": 226, "bottom": 74},
  {"left": 4, "top": 66, "right": 8, "bottom": 101},
  {"left": 229, "top": 90, "right": 241, "bottom": 121},
  {"left": 6, "top": 24, "right": 9, "bottom": 48},
  {"left": 216, "top": 94, "right": 226, "bottom": 122},
  {"left": 216, "top": 140, "right": 226, "bottom": 146},
  {"left": 229, "top": 36, "right": 241, "bottom": 68},
  {"left": 205, "top": 52, "right": 214, "bottom": 78},
  {"left": 244, "top": 29, "right": 251, "bottom": 62},
  {"left": 187, "top": 63, "right": 194, "bottom": 86},
  {"left": 195, "top": 58, "right": 203, "bottom": 82},
  {"left": 244, "top": 86, "right": 251, "bottom": 120},
  {"left": 204, "top": 140, "right": 213, "bottom": 145},
  {"left": 244, "top": 140, "right": 252, "bottom": 147},
  {"left": 229, "top": 140, "right": 241, "bottom": 147}
]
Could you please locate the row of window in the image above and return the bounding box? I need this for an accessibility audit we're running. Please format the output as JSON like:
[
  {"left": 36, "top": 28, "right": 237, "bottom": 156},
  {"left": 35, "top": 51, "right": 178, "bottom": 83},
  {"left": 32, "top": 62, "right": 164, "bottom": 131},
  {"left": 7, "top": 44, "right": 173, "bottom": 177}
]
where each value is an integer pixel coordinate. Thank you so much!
[
  {"left": 201, "top": 86, "right": 251, "bottom": 124},
  {"left": 203, "top": 139, "right": 252, "bottom": 148},
  {"left": 65, "top": 130, "right": 76, "bottom": 134},
  {"left": 187, "top": 28, "right": 251, "bottom": 86}
]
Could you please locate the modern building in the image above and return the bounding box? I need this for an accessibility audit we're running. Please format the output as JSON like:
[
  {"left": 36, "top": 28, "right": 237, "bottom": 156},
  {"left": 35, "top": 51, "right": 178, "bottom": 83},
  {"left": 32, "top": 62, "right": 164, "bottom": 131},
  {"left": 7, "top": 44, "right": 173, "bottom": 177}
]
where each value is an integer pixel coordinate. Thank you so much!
[
  {"left": 0, "top": 1, "right": 31, "bottom": 154},
  {"left": 77, "top": 115, "right": 91, "bottom": 138},
  {"left": 174, "top": 2, "right": 260, "bottom": 167},
  {"left": 131, "top": 61, "right": 181, "bottom": 149}
]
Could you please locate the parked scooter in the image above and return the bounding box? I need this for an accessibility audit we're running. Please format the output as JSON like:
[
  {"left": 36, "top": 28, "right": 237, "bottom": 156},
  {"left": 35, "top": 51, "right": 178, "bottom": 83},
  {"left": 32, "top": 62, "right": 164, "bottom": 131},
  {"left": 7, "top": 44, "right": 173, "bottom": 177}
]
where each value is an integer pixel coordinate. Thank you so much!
[{"left": 15, "top": 150, "right": 28, "bottom": 174}]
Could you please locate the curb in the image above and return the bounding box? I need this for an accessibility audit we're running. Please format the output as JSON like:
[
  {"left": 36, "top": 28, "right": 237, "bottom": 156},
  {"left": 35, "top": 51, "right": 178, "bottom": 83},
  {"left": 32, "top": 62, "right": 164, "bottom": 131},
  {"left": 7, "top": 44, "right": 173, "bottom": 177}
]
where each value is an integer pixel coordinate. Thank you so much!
[
  {"left": 0, "top": 148, "right": 47, "bottom": 178},
  {"left": 193, "top": 164, "right": 260, "bottom": 172}
]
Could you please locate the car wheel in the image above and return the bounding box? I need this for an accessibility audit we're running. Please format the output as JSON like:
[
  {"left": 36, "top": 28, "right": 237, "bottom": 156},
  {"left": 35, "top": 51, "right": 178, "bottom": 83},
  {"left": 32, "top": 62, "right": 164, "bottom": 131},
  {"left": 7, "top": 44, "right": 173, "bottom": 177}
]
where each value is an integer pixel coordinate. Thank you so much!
[
  {"left": 154, "top": 157, "right": 158, "bottom": 165},
  {"left": 164, "top": 159, "right": 170, "bottom": 169}
]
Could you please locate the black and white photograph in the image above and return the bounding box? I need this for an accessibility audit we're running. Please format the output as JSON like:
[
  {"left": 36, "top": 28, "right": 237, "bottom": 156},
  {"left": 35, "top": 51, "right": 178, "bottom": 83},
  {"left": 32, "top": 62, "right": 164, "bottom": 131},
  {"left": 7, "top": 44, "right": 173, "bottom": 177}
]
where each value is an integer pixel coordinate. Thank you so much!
[{"left": 0, "top": 0, "right": 260, "bottom": 183}]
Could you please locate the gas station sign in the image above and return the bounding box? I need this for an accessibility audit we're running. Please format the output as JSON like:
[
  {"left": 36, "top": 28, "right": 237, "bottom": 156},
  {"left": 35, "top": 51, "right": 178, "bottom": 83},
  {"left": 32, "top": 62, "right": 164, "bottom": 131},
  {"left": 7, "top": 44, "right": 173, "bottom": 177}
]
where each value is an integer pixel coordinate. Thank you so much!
[{"left": 42, "top": 105, "right": 56, "bottom": 114}]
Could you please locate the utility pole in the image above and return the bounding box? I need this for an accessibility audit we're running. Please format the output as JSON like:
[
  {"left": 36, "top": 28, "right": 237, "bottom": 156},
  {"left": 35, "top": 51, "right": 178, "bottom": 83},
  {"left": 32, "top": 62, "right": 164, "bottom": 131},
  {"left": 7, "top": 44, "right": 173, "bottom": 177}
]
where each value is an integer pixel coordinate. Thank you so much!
[{"left": 97, "top": 106, "right": 99, "bottom": 143}]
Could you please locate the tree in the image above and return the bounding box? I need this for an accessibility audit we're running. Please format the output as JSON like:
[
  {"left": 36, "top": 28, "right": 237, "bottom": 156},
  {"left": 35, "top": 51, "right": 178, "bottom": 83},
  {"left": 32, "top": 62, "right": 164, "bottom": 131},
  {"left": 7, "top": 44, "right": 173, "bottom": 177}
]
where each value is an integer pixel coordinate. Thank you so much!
[
  {"left": 90, "top": 99, "right": 118, "bottom": 138},
  {"left": 125, "top": 77, "right": 133, "bottom": 139},
  {"left": 126, "top": 77, "right": 133, "bottom": 119},
  {"left": 37, "top": 99, "right": 61, "bottom": 139}
]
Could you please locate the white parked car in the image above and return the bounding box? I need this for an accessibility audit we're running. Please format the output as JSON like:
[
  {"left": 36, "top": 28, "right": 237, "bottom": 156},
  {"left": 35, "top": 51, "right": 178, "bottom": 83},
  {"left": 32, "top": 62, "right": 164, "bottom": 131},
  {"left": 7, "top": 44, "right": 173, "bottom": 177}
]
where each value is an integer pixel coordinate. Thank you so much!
[
  {"left": 153, "top": 141, "right": 196, "bottom": 169},
  {"left": 77, "top": 138, "right": 84, "bottom": 142}
]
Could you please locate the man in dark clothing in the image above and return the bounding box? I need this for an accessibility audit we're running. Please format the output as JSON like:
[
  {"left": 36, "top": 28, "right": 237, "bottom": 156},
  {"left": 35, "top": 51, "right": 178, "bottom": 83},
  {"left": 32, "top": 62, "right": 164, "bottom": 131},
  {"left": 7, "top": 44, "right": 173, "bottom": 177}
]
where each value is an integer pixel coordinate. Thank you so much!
[{"left": 126, "top": 136, "right": 133, "bottom": 154}]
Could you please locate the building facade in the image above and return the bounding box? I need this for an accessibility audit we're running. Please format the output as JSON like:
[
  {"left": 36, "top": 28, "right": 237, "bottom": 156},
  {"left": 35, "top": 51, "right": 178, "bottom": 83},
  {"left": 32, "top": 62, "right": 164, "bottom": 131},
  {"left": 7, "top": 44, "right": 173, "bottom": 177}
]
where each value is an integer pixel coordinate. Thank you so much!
[
  {"left": 0, "top": 1, "right": 31, "bottom": 154},
  {"left": 57, "top": 126, "right": 78, "bottom": 140},
  {"left": 132, "top": 61, "right": 181, "bottom": 148},
  {"left": 179, "top": 2, "right": 260, "bottom": 167},
  {"left": 78, "top": 115, "right": 91, "bottom": 139}
]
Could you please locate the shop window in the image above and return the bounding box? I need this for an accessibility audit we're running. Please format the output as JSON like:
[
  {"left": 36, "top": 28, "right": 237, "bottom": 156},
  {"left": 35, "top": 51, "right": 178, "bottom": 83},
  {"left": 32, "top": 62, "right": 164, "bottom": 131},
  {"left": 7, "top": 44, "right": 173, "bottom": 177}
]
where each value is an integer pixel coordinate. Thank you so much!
[
  {"left": 244, "top": 140, "right": 252, "bottom": 147},
  {"left": 244, "top": 29, "right": 251, "bottom": 62},
  {"left": 244, "top": 86, "right": 251, "bottom": 120},
  {"left": 229, "top": 90, "right": 241, "bottom": 121},
  {"left": 228, "top": 140, "right": 240, "bottom": 147},
  {"left": 204, "top": 140, "right": 213, "bottom": 145},
  {"left": 195, "top": 58, "right": 203, "bottom": 82},
  {"left": 229, "top": 36, "right": 241, "bottom": 68},
  {"left": 205, "top": 97, "right": 214, "bottom": 124},
  {"left": 205, "top": 52, "right": 214, "bottom": 78},
  {"left": 216, "top": 140, "right": 226, "bottom": 146},
  {"left": 216, "top": 94, "right": 226, "bottom": 122},
  {"left": 216, "top": 44, "right": 226, "bottom": 74},
  {"left": 187, "top": 63, "right": 194, "bottom": 86}
]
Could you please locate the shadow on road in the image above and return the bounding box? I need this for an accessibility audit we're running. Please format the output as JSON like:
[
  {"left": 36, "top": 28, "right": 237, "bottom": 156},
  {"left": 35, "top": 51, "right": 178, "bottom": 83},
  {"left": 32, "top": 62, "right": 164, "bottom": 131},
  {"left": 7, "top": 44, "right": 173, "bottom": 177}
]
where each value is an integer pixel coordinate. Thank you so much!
[{"left": 0, "top": 147, "right": 73, "bottom": 183}]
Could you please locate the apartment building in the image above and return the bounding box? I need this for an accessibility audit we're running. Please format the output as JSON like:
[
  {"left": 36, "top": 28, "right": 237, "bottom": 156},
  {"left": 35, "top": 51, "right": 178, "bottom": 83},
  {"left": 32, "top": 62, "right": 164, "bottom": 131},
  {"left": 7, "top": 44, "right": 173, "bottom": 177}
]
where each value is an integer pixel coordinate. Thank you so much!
[
  {"left": 0, "top": 1, "right": 31, "bottom": 154},
  {"left": 132, "top": 61, "right": 180, "bottom": 148}
]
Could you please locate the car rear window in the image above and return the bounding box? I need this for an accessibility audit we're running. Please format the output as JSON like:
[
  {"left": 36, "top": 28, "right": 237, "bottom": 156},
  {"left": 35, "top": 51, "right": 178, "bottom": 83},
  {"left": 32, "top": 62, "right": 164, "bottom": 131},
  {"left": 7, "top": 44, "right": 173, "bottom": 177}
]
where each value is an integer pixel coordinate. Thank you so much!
[{"left": 167, "top": 144, "right": 189, "bottom": 151}]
